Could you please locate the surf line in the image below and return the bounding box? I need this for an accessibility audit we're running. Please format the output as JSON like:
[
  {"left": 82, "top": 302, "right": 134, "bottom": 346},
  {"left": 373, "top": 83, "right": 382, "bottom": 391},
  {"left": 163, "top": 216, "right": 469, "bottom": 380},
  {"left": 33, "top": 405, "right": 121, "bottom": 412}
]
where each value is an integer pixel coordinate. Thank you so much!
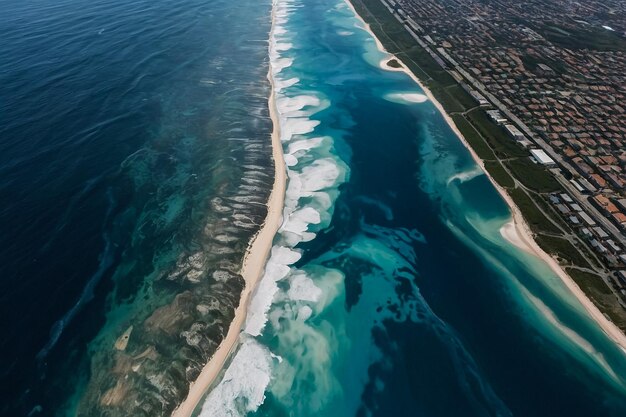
[{"left": 170, "top": 5, "right": 288, "bottom": 415}]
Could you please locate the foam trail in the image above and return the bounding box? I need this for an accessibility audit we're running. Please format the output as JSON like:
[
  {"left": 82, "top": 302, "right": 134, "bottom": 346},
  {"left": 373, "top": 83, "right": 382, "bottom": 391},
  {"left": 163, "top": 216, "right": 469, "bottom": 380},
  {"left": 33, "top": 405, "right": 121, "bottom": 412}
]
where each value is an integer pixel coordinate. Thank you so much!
[
  {"left": 201, "top": 0, "right": 350, "bottom": 413},
  {"left": 245, "top": 246, "right": 301, "bottom": 337},
  {"left": 198, "top": 337, "right": 275, "bottom": 417},
  {"left": 286, "top": 271, "right": 322, "bottom": 302},
  {"left": 287, "top": 136, "right": 326, "bottom": 154},
  {"left": 275, "top": 77, "right": 299, "bottom": 91},
  {"left": 271, "top": 57, "right": 293, "bottom": 74},
  {"left": 447, "top": 165, "right": 485, "bottom": 185}
]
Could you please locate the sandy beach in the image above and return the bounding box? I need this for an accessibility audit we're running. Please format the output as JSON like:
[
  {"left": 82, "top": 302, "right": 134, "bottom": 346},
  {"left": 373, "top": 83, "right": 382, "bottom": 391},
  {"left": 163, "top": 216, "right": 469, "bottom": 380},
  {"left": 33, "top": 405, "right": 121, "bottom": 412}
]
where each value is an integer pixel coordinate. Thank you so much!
[
  {"left": 170, "top": 22, "right": 287, "bottom": 417},
  {"left": 346, "top": 0, "right": 626, "bottom": 353}
]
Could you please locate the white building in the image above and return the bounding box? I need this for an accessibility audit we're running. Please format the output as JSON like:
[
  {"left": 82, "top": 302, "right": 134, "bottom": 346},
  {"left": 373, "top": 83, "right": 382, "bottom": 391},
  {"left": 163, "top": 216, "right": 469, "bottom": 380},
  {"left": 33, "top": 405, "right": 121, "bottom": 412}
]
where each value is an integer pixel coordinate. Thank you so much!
[
  {"left": 504, "top": 124, "right": 525, "bottom": 140},
  {"left": 530, "top": 148, "right": 556, "bottom": 166}
]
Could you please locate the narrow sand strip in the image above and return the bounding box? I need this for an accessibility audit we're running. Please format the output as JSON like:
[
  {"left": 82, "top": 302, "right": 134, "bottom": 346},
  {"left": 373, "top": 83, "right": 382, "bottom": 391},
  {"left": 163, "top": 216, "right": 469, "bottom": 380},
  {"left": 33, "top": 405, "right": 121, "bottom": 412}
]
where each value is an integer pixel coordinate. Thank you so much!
[
  {"left": 383, "top": 92, "right": 428, "bottom": 104},
  {"left": 170, "top": 16, "right": 286, "bottom": 417},
  {"left": 344, "top": 0, "right": 626, "bottom": 352}
]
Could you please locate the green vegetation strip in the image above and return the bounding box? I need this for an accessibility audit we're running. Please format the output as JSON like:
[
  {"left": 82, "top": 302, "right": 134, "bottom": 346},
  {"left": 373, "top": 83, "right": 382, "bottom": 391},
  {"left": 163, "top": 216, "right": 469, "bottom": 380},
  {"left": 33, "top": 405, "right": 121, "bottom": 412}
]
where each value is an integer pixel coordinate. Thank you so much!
[
  {"left": 566, "top": 268, "right": 612, "bottom": 296},
  {"left": 445, "top": 84, "right": 479, "bottom": 111},
  {"left": 466, "top": 109, "right": 528, "bottom": 158},
  {"left": 429, "top": 85, "right": 465, "bottom": 113},
  {"left": 450, "top": 115, "right": 496, "bottom": 161},
  {"left": 508, "top": 188, "right": 560, "bottom": 234},
  {"left": 505, "top": 159, "right": 561, "bottom": 193},
  {"left": 535, "top": 234, "right": 591, "bottom": 269},
  {"left": 566, "top": 268, "right": 626, "bottom": 331},
  {"left": 484, "top": 161, "right": 515, "bottom": 188}
]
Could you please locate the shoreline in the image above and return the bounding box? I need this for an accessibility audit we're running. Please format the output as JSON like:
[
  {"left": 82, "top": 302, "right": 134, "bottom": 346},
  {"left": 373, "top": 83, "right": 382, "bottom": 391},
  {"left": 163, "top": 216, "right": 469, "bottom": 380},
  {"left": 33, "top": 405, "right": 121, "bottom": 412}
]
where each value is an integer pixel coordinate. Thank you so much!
[
  {"left": 345, "top": 0, "right": 626, "bottom": 352},
  {"left": 170, "top": 11, "right": 287, "bottom": 417}
]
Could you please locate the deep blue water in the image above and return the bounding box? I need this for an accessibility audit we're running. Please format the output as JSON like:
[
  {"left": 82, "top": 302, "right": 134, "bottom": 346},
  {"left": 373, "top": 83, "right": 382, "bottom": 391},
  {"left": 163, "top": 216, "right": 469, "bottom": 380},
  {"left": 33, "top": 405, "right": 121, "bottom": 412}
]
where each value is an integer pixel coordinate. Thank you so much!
[{"left": 1, "top": 0, "right": 274, "bottom": 415}]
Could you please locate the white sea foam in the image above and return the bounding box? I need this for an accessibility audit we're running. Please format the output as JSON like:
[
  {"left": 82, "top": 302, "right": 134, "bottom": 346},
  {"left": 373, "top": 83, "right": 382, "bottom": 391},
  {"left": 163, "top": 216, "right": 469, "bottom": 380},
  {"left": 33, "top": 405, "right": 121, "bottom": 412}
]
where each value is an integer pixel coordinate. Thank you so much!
[
  {"left": 447, "top": 165, "right": 484, "bottom": 185},
  {"left": 204, "top": 0, "right": 351, "bottom": 413},
  {"left": 274, "top": 42, "right": 293, "bottom": 51},
  {"left": 281, "top": 206, "right": 321, "bottom": 233},
  {"left": 293, "top": 158, "right": 341, "bottom": 191},
  {"left": 283, "top": 175, "right": 335, "bottom": 216},
  {"left": 283, "top": 167, "right": 336, "bottom": 217},
  {"left": 287, "top": 136, "right": 326, "bottom": 154},
  {"left": 283, "top": 153, "right": 298, "bottom": 166},
  {"left": 275, "top": 77, "right": 299, "bottom": 91},
  {"left": 271, "top": 57, "right": 293, "bottom": 74},
  {"left": 297, "top": 305, "right": 313, "bottom": 321},
  {"left": 280, "top": 117, "right": 320, "bottom": 141},
  {"left": 245, "top": 246, "right": 302, "bottom": 336},
  {"left": 287, "top": 271, "right": 322, "bottom": 302},
  {"left": 198, "top": 337, "right": 275, "bottom": 417},
  {"left": 283, "top": 138, "right": 326, "bottom": 167},
  {"left": 276, "top": 94, "right": 322, "bottom": 116},
  {"left": 264, "top": 268, "right": 345, "bottom": 412},
  {"left": 274, "top": 25, "right": 287, "bottom": 35}
]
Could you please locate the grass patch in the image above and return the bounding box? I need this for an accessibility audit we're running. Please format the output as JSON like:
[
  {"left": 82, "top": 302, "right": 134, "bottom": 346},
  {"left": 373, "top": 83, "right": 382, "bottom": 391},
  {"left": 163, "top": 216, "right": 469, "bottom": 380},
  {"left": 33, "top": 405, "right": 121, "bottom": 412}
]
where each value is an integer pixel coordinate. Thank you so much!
[
  {"left": 566, "top": 268, "right": 626, "bottom": 331},
  {"left": 446, "top": 84, "right": 478, "bottom": 111},
  {"left": 450, "top": 115, "right": 496, "bottom": 161},
  {"left": 535, "top": 234, "right": 591, "bottom": 269},
  {"left": 535, "top": 195, "right": 571, "bottom": 231},
  {"left": 429, "top": 85, "right": 465, "bottom": 113},
  {"left": 484, "top": 161, "right": 515, "bottom": 188},
  {"left": 567, "top": 269, "right": 612, "bottom": 295},
  {"left": 398, "top": 47, "right": 457, "bottom": 86},
  {"left": 505, "top": 158, "right": 561, "bottom": 193},
  {"left": 508, "top": 188, "right": 560, "bottom": 234},
  {"left": 387, "top": 58, "right": 401, "bottom": 68},
  {"left": 536, "top": 23, "right": 626, "bottom": 53},
  {"left": 466, "top": 109, "right": 528, "bottom": 158}
]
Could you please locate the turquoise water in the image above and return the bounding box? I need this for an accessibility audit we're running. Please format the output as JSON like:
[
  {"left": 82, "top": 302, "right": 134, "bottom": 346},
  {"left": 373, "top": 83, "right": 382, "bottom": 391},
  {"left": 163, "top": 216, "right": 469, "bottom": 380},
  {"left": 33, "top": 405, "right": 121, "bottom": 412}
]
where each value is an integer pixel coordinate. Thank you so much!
[{"left": 197, "top": 0, "right": 626, "bottom": 416}]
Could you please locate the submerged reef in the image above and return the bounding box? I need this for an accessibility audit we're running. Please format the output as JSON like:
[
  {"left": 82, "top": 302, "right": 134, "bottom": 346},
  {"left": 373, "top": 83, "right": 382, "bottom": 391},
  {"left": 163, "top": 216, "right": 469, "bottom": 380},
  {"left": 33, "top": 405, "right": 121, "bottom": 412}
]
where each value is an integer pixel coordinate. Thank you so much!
[{"left": 76, "top": 117, "right": 274, "bottom": 417}]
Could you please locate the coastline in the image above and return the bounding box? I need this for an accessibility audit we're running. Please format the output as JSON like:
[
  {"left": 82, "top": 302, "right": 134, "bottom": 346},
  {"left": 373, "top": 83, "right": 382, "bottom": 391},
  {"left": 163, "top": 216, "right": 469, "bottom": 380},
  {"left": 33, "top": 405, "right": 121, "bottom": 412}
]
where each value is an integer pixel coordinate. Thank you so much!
[
  {"left": 170, "top": 15, "right": 287, "bottom": 417},
  {"left": 345, "top": 0, "right": 626, "bottom": 353}
]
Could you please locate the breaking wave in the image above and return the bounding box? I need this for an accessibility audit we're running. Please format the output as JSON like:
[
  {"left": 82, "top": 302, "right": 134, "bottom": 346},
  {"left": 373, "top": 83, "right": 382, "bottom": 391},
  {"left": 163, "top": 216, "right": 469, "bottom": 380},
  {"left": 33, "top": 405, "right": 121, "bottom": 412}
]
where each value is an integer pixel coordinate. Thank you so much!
[{"left": 198, "top": 0, "right": 349, "bottom": 414}]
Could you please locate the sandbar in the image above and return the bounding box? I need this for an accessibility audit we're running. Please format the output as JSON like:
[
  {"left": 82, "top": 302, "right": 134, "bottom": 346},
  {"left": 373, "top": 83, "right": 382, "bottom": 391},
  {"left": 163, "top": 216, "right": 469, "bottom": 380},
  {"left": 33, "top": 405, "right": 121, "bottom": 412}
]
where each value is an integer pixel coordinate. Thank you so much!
[{"left": 170, "top": 11, "right": 287, "bottom": 417}]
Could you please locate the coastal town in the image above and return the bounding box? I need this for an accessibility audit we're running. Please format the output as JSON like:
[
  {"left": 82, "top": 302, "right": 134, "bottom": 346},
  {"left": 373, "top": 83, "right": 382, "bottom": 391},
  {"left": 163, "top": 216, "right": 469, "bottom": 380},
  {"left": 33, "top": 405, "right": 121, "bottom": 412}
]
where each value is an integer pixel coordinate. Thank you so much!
[{"left": 353, "top": 0, "right": 626, "bottom": 324}]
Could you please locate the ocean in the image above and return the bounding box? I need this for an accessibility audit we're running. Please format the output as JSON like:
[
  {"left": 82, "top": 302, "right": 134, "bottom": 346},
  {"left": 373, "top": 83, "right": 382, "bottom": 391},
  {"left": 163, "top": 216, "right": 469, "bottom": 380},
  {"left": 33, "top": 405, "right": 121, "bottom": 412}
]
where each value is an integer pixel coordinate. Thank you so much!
[
  {"left": 0, "top": 0, "right": 274, "bottom": 415},
  {"left": 197, "top": 0, "right": 626, "bottom": 416},
  {"left": 2, "top": 0, "right": 626, "bottom": 416}
]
